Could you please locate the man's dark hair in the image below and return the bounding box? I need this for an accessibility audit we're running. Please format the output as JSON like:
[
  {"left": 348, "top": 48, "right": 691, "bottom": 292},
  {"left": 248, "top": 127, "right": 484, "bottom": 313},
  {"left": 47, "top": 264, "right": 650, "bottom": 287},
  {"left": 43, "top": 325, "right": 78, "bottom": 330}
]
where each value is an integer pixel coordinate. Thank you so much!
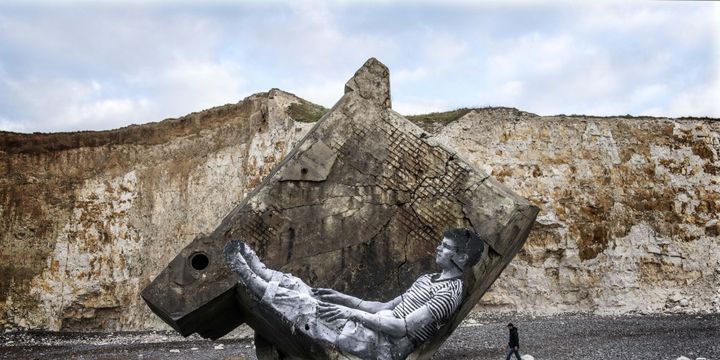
[
  {"left": 443, "top": 228, "right": 485, "bottom": 268},
  {"left": 507, "top": 323, "right": 514, "bottom": 328}
]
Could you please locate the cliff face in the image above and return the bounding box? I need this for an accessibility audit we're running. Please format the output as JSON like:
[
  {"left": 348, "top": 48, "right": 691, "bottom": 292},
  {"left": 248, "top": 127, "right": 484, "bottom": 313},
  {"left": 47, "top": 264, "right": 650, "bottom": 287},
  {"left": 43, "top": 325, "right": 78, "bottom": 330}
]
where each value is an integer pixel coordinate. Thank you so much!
[
  {"left": 0, "top": 90, "right": 315, "bottom": 331},
  {"left": 433, "top": 109, "right": 720, "bottom": 315},
  {"left": 1, "top": 91, "right": 718, "bottom": 331}
]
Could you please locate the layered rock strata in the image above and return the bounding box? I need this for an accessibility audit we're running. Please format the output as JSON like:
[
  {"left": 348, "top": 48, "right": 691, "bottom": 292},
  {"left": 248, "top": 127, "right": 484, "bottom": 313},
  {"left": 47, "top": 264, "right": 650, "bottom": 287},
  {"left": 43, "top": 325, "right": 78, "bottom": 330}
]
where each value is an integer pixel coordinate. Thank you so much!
[
  {"left": 436, "top": 109, "right": 720, "bottom": 315},
  {"left": 0, "top": 90, "right": 315, "bottom": 331}
]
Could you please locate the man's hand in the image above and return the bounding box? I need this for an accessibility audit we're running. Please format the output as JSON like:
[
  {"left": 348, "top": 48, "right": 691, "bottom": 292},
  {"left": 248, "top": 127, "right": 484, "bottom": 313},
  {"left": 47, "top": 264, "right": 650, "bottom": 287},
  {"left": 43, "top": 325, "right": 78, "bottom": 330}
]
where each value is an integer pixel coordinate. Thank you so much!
[
  {"left": 312, "top": 288, "right": 348, "bottom": 304},
  {"left": 317, "top": 301, "right": 357, "bottom": 322}
]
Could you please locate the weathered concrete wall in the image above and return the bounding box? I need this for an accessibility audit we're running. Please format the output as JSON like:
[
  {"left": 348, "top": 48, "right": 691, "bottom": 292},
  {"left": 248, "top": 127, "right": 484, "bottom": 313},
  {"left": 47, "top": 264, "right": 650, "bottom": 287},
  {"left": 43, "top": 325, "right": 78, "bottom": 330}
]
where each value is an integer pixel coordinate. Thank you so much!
[{"left": 1, "top": 93, "right": 718, "bottom": 332}]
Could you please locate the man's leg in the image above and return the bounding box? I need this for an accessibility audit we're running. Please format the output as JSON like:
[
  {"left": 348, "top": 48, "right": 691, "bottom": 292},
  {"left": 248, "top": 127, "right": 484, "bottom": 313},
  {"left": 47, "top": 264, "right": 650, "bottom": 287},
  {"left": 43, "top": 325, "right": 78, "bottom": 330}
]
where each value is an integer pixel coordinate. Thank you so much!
[
  {"left": 235, "top": 240, "right": 312, "bottom": 294},
  {"left": 505, "top": 347, "right": 514, "bottom": 360},
  {"left": 225, "top": 240, "right": 353, "bottom": 352},
  {"left": 513, "top": 348, "right": 521, "bottom": 360},
  {"left": 225, "top": 240, "right": 268, "bottom": 298},
  {"left": 236, "top": 241, "right": 277, "bottom": 282}
]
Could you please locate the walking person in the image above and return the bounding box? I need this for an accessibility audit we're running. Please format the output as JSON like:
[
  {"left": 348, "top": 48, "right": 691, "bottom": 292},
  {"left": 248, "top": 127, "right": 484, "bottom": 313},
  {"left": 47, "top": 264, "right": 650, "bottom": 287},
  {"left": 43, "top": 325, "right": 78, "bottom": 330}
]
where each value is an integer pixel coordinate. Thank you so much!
[{"left": 505, "top": 323, "right": 521, "bottom": 360}]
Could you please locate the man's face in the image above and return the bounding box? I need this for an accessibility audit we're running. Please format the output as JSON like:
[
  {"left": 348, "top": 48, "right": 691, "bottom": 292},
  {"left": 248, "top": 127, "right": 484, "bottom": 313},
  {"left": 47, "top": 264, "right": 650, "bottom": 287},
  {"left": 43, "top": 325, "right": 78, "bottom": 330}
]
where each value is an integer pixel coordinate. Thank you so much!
[{"left": 436, "top": 237, "right": 459, "bottom": 269}]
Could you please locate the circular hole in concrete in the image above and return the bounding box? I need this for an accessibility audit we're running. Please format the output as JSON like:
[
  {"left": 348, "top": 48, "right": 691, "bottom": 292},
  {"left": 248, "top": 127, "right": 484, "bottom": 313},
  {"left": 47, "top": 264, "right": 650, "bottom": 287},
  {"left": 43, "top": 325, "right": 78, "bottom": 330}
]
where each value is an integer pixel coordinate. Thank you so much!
[
  {"left": 301, "top": 168, "right": 308, "bottom": 175},
  {"left": 190, "top": 253, "right": 209, "bottom": 271}
]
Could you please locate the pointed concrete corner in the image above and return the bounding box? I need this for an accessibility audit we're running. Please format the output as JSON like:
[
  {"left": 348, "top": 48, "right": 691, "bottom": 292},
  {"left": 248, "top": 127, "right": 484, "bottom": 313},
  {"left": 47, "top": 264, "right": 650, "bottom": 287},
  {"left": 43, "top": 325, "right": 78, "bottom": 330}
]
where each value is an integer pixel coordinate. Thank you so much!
[{"left": 344, "top": 57, "right": 391, "bottom": 109}]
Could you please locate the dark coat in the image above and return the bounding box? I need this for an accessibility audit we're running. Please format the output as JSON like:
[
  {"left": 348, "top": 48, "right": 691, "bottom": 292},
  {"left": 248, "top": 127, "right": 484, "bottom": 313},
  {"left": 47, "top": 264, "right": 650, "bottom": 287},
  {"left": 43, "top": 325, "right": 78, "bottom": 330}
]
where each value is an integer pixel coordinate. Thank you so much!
[{"left": 508, "top": 327, "right": 519, "bottom": 347}]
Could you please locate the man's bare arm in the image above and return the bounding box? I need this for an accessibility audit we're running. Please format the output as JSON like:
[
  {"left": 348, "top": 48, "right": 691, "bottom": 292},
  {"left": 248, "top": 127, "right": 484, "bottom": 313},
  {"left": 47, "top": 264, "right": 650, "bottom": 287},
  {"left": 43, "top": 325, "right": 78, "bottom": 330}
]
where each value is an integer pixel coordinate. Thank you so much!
[
  {"left": 313, "top": 289, "right": 402, "bottom": 312},
  {"left": 352, "top": 305, "right": 434, "bottom": 337},
  {"left": 317, "top": 302, "right": 434, "bottom": 338},
  {"left": 355, "top": 295, "right": 402, "bottom": 312}
]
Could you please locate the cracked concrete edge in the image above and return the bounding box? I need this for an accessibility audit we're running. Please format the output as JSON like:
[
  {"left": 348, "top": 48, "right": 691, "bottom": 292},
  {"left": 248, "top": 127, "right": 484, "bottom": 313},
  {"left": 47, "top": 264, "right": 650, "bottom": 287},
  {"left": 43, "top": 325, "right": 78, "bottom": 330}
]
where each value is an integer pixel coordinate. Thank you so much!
[
  {"left": 344, "top": 58, "right": 391, "bottom": 109},
  {"left": 211, "top": 59, "right": 386, "bottom": 239}
]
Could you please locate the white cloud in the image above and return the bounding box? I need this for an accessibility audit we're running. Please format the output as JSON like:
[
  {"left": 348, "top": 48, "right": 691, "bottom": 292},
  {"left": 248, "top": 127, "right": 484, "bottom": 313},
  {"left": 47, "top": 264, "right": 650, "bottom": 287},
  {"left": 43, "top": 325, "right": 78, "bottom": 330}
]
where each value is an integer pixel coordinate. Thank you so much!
[
  {"left": 477, "top": 33, "right": 627, "bottom": 112},
  {"left": 422, "top": 31, "right": 470, "bottom": 66},
  {"left": 629, "top": 84, "right": 668, "bottom": 105},
  {"left": 577, "top": 1, "right": 716, "bottom": 48},
  {"left": 287, "top": 78, "right": 346, "bottom": 108},
  {"left": 0, "top": 58, "right": 248, "bottom": 132},
  {"left": 662, "top": 84, "right": 720, "bottom": 118},
  {"left": 0, "top": 2, "right": 718, "bottom": 133},
  {"left": 393, "top": 97, "right": 453, "bottom": 116},
  {"left": 499, "top": 80, "right": 525, "bottom": 99},
  {"left": 138, "top": 60, "right": 248, "bottom": 115},
  {"left": 0, "top": 117, "right": 27, "bottom": 132},
  {"left": 390, "top": 30, "right": 471, "bottom": 85},
  {"left": 1, "top": 75, "right": 152, "bottom": 132},
  {"left": 0, "top": 10, "right": 223, "bottom": 71},
  {"left": 246, "top": 2, "right": 397, "bottom": 72},
  {"left": 61, "top": 98, "right": 152, "bottom": 129},
  {"left": 393, "top": 66, "right": 430, "bottom": 84},
  {"left": 486, "top": 33, "right": 577, "bottom": 79},
  {"left": 579, "top": 3, "right": 673, "bottom": 32},
  {"left": 0, "top": 7, "right": 249, "bottom": 132}
]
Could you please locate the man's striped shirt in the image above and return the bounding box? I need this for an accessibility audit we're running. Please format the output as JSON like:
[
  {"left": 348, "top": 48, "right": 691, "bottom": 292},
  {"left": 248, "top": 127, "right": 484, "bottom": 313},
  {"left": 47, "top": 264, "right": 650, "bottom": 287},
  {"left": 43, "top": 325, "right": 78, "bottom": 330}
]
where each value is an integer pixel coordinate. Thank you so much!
[{"left": 391, "top": 273, "right": 464, "bottom": 342}]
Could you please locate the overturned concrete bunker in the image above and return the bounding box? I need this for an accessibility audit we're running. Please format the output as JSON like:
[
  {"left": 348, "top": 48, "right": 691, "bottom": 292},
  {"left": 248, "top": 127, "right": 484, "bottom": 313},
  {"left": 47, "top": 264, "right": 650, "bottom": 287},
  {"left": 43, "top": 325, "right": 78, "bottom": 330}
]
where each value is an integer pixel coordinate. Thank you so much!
[{"left": 142, "top": 58, "right": 539, "bottom": 359}]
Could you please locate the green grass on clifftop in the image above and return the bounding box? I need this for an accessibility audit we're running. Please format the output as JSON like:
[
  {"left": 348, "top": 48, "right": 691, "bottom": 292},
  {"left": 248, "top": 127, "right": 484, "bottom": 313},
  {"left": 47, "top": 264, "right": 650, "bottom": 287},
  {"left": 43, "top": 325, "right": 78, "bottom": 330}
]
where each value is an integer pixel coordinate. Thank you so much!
[
  {"left": 406, "top": 108, "right": 475, "bottom": 133},
  {"left": 287, "top": 101, "right": 329, "bottom": 123},
  {"left": 286, "top": 102, "right": 478, "bottom": 128}
]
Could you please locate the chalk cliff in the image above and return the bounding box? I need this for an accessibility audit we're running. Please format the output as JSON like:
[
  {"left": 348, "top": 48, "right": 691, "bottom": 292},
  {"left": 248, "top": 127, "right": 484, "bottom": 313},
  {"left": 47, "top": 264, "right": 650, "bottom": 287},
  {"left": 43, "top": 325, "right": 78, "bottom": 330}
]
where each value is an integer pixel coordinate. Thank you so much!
[
  {"left": 1, "top": 89, "right": 718, "bottom": 331},
  {"left": 432, "top": 109, "right": 720, "bottom": 315}
]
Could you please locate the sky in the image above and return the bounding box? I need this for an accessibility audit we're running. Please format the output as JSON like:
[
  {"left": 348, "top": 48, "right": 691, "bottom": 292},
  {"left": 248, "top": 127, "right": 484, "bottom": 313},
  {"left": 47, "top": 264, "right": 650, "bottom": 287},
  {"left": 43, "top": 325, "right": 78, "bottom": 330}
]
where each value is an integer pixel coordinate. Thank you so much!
[{"left": 0, "top": 1, "right": 718, "bottom": 133}]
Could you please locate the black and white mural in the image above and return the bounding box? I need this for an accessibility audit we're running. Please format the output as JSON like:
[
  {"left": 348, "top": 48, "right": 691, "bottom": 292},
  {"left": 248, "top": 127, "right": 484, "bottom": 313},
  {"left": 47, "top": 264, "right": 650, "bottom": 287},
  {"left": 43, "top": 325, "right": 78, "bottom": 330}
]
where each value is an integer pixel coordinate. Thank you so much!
[{"left": 225, "top": 229, "right": 484, "bottom": 360}]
